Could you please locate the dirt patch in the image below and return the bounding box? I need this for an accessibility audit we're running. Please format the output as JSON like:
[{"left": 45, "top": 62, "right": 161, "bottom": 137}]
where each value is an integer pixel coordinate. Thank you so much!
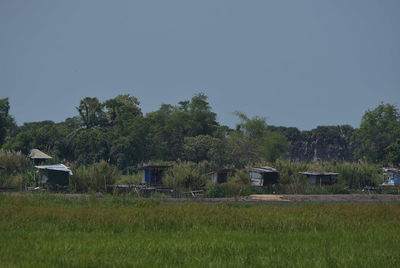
[
  {"left": 280, "top": 194, "right": 400, "bottom": 203},
  {"left": 160, "top": 194, "right": 400, "bottom": 203},
  {"left": 249, "top": 195, "right": 290, "bottom": 202}
]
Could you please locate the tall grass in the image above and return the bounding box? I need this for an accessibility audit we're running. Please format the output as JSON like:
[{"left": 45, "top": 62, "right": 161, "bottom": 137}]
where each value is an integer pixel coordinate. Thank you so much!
[
  {"left": 0, "top": 194, "right": 399, "bottom": 267},
  {"left": 270, "top": 160, "right": 382, "bottom": 188},
  {"left": 69, "top": 161, "right": 120, "bottom": 192},
  {"left": 163, "top": 161, "right": 214, "bottom": 190},
  {"left": 0, "top": 150, "right": 32, "bottom": 187}
]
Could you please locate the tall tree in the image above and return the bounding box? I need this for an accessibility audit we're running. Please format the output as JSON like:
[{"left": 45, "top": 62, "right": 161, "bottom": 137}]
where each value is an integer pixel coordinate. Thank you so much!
[
  {"left": 104, "top": 94, "right": 142, "bottom": 127},
  {"left": 385, "top": 139, "right": 400, "bottom": 167},
  {"left": 182, "top": 135, "right": 223, "bottom": 163},
  {"left": 76, "top": 97, "right": 106, "bottom": 128},
  {"left": 233, "top": 112, "right": 289, "bottom": 163},
  {"left": 0, "top": 98, "right": 16, "bottom": 147},
  {"left": 145, "top": 93, "right": 219, "bottom": 161},
  {"left": 353, "top": 103, "right": 400, "bottom": 163}
]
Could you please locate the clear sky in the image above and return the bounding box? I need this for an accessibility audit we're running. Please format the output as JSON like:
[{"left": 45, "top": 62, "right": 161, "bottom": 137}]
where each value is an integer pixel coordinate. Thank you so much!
[{"left": 1, "top": 0, "right": 399, "bottom": 130}]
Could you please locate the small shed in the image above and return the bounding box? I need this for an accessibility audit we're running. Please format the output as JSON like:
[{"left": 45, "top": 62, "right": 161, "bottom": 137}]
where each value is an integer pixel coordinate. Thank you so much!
[
  {"left": 35, "top": 164, "right": 73, "bottom": 187},
  {"left": 382, "top": 168, "right": 400, "bottom": 186},
  {"left": 138, "top": 164, "right": 172, "bottom": 185},
  {"left": 29, "top": 149, "right": 52, "bottom": 165},
  {"left": 208, "top": 168, "right": 235, "bottom": 184},
  {"left": 248, "top": 166, "right": 279, "bottom": 186},
  {"left": 300, "top": 172, "right": 339, "bottom": 185}
]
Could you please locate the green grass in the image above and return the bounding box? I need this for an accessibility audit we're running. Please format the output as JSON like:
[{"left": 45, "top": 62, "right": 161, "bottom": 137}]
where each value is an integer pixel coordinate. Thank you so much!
[{"left": 0, "top": 194, "right": 399, "bottom": 267}]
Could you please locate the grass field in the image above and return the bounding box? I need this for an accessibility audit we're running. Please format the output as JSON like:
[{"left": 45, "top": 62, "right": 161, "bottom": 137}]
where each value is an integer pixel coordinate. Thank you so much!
[{"left": 0, "top": 194, "right": 399, "bottom": 267}]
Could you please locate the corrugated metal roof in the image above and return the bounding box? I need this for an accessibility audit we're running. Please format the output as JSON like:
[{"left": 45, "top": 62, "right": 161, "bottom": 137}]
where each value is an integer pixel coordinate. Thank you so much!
[
  {"left": 248, "top": 166, "right": 279, "bottom": 173},
  {"left": 35, "top": 164, "right": 73, "bottom": 175},
  {"left": 207, "top": 168, "right": 236, "bottom": 175},
  {"left": 383, "top": 168, "right": 400, "bottom": 174},
  {"left": 299, "top": 172, "right": 339, "bottom": 176},
  {"left": 29, "top": 149, "right": 52, "bottom": 159},
  {"left": 138, "top": 164, "right": 172, "bottom": 170}
]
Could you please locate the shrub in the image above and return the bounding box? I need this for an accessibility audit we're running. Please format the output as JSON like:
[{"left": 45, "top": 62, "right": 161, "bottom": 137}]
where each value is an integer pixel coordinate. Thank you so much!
[
  {"left": 261, "top": 160, "right": 382, "bottom": 189},
  {"left": 163, "top": 161, "right": 211, "bottom": 190},
  {"left": 231, "top": 169, "right": 251, "bottom": 185},
  {"left": 69, "top": 161, "right": 120, "bottom": 192},
  {"left": 206, "top": 183, "right": 252, "bottom": 197},
  {"left": 116, "top": 173, "right": 142, "bottom": 185},
  {"left": 0, "top": 150, "right": 32, "bottom": 186}
]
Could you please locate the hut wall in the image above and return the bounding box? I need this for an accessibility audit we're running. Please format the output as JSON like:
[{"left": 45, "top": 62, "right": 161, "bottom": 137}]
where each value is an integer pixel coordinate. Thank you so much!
[
  {"left": 387, "top": 172, "right": 400, "bottom": 185},
  {"left": 309, "top": 175, "right": 337, "bottom": 185},
  {"left": 250, "top": 172, "right": 263, "bottom": 186},
  {"left": 211, "top": 173, "right": 218, "bottom": 184},
  {"left": 262, "top": 173, "right": 279, "bottom": 185}
]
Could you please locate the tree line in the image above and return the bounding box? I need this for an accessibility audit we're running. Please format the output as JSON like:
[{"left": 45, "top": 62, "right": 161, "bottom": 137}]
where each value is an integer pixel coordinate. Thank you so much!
[{"left": 0, "top": 94, "right": 399, "bottom": 172}]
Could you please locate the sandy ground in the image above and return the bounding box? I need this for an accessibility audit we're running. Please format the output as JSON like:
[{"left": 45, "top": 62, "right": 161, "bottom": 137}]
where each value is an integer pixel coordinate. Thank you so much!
[{"left": 159, "top": 194, "right": 400, "bottom": 203}]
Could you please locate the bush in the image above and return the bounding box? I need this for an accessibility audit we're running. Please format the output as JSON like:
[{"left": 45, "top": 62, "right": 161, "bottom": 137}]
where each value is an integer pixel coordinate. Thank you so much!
[
  {"left": 163, "top": 161, "right": 211, "bottom": 190},
  {"left": 69, "top": 161, "right": 120, "bottom": 192},
  {"left": 231, "top": 169, "right": 251, "bottom": 185},
  {"left": 262, "top": 160, "right": 382, "bottom": 189},
  {"left": 116, "top": 173, "right": 142, "bottom": 185},
  {"left": 0, "top": 150, "right": 32, "bottom": 186},
  {"left": 206, "top": 183, "right": 252, "bottom": 197}
]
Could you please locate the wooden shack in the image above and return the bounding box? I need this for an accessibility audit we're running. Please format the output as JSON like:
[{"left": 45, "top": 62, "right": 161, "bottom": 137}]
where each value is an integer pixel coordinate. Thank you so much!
[
  {"left": 248, "top": 166, "right": 279, "bottom": 186},
  {"left": 208, "top": 168, "right": 235, "bottom": 184},
  {"left": 29, "top": 149, "right": 52, "bottom": 165},
  {"left": 138, "top": 164, "right": 172, "bottom": 185},
  {"left": 382, "top": 168, "right": 400, "bottom": 186},
  {"left": 35, "top": 164, "right": 73, "bottom": 187},
  {"left": 300, "top": 172, "right": 339, "bottom": 185}
]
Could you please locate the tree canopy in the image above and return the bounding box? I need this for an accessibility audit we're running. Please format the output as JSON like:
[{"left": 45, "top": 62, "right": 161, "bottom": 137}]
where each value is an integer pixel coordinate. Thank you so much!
[
  {"left": 1, "top": 95, "right": 400, "bottom": 169},
  {"left": 353, "top": 103, "right": 400, "bottom": 163}
]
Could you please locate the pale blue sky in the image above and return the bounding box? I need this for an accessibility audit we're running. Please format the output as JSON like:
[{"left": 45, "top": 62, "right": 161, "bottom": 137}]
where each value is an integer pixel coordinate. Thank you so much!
[{"left": 1, "top": 0, "right": 399, "bottom": 129}]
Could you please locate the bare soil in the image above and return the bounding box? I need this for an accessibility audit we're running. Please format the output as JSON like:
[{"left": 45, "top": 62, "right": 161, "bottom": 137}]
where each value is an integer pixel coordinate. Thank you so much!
[{"left": 160, "top": 194, "right": 400, "bottom": 203}]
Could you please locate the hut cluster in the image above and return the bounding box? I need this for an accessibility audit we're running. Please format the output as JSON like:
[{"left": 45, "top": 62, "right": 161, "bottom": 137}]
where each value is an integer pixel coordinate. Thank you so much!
[
  {"left": 27, "top": 149, "right": 400, "bottom": 190},
  {"left": 140, "top": 164, "right": 340, "bottom": 187},
  {"left": 138, "top": 165, "right": 400, "bottom": 188}
]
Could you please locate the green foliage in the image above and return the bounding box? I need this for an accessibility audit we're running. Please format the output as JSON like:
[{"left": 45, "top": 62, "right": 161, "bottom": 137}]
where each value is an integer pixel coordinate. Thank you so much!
[
  {"left": 182, "top": 135, "right": 223, "bottom": 162},
  {"left": 104, "top": 94, "right": 142, "bottom": 126},
  {"left": 1, "top": 196, "right": 399, "bottom": 267},
  {"left": 163, "top": 161, "right": 213, "bottom": 190},
  {"left": 76, "top": 97, "right": 107, "bottom": 128},
  {"left": 224, "top": 132, "right": 261, "bottom": 167},
  {"left": 385, "top": 138, "right": 400, "bottom": 167},
  {"left": 145, "top": 93, "right": 219, "bottom": 160},
  {"left": 353, "top": 103, "right": 400, "bottom": 163},
  {"left": 109, "top": 117, "right": 152, "bottom": 170},
  {"left": 0, "top": 150, "right": 32, "bottom": 175},
  {"left": 232, "top": 112, "right": 289, "bottom": 165},
  {"left": 0, "top": 150, "right": 32, "bottom": 187},
  {"left": 231, "top": 169, "right": 251, "bottom": 185},
  {"left": 261, "top": 131, "right": 289, "bottom": 162},
  {"left": 206, "top": 182, "right": 252, "bottom": 197},
  {"left": 3, "top": 95, "right": 400, "bottom": 176},
  {"left": 116, "top": 173, "right": 143, "bottom": 185},
  {"left": 69, "top": 161, "right": 120, "bottom": 192},
  {"left": 271, "top": 160, "right": 382, "bottom": 188},
  {"left": 67, "top": 127, "right": 112, "bottom": 166},
  {"left": 0, "top": 98, "right": 16, "bottom": 147},
  {"left": 3, "top": 121, "right": 68, "bottom": 156}
]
